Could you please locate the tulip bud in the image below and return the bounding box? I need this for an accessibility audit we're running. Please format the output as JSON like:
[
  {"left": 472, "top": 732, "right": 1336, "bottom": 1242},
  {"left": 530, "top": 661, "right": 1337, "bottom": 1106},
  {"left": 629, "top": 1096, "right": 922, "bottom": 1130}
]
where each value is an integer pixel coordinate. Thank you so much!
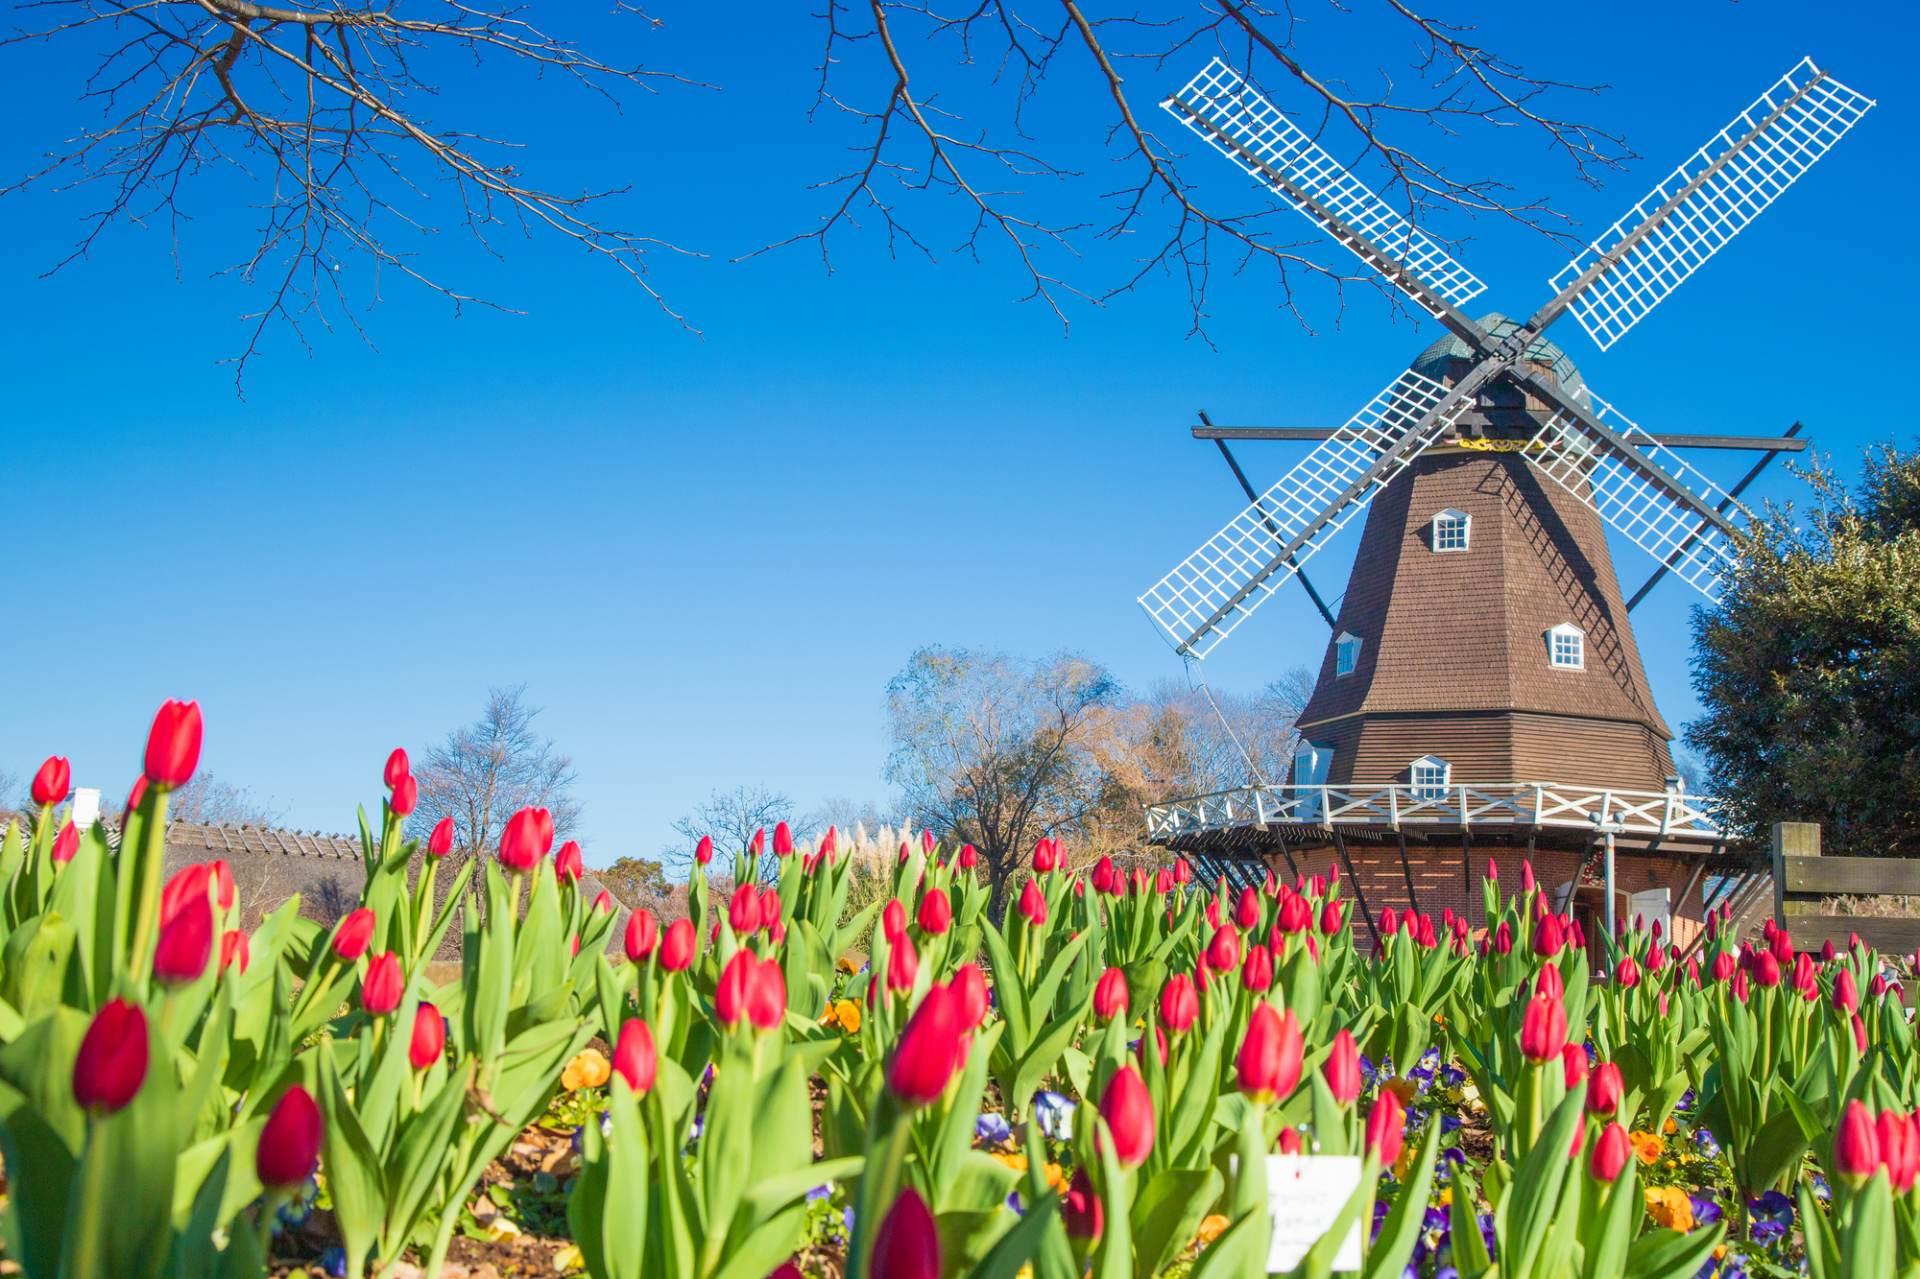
[
  {"left": 1520, "top": 995, "right": 1569, "bottom": 1063},
  {"left": 1380, "top": 908, "right": 1399, "bottom": 936},
  {"left": 871, "top": 1188, "right": 942, "bottom": 1279},
  {"left": 1233, "top": 886, "right": 1259, "bottom": 930},
  {"left": 1018, "top": 878, "right": 1047, "bottom": 926},
  {"left": 551, "top": 839, "right": 582, "bottom": 883},
  {"left": 888, "top": 932, "right": 920, "bottom": 993},
  {"left": 220, "top": 929, "right": 250, "bottom": 975},
  {"left": 1588, "top": 1062, "right": 1623, "bottom": 1116},
  {"left": 361, "top": 951, "right": 404, "bottom": 1016},
  {"left": 333, "top": 907, "right": 375, "bottom": 959},
  {"left": 389, "top": 773, "right": 418, "bottom": 817},
  {"left": 1536, "top": 964, "right": 1564, "bottom": 1001},
  {"left": 1236, "top": 1005, "right": 1303, "bottom": 1104},
  {"left": 1206, "top": 925, "right": 1242, "bottom": 973},
  {"left": 410, "top": 1001, "right": 446, "bottom": 1070},
  {"left": 957, "top": 844, "right": 978, "bottom": 870},
  {"left": 1063, "top": 1167, "right": 1103, "bottom": 1241},
  {"left": 1615, "top": 955, "right": 1640, "bottom": 988},
  {"left": 1321, "top": 1028, "right": 1363, "bottom": 1105},
  {"left": 1241, "top": 942, "right": 1275, "bottom": 992},
  {"left": 1561, "top": 1044, "right": 1588, "bottom": 1090},
  {"left": 1754, "top": 952, "right": 1782, "bottom": 987},
  {"left": 746, "top": 957, "right": 786, "bottom": 1031},
  {"left": 1879, "top": 1110, "right": 1920, "bottom": 1193},
  {"left": 1159, "top": 974, "right": 1199, "bottom": 1034},
  {"left": 144, "top": 699, "right": 204, "bottom": 789},
  {"left": 427, "top": 817, "right": 456, "bottom": 857},
  {"left": 659, "top": 918, "right": 696, "bottom": 971},
  {"left": 693, "top": 835, "right": 714, "bottom": 866},
  {"left": 1836, "top": 1099, "right": 1881, "bottom": 1185},
  {"left": 1833, "top": 967, "right": 1859, "bottom": 1013},
  {"left": 31, "top": 755, "right": 71, "bottom": 807},
  {"left": 952, "top": 963, "right": 990, "bottom": 1028},
  {"left": 1319, "top": 899, "right": 1344, "bottom": 936},
  {"left": 73, "top": 998, "right": 148, "bottom": 1113},
  {"left": 613, "top": 1017, "right": 658, "bottom": 1095},
  {"left": 154, "top": 894, "right": 214, "bottom": 985},
  {"left": 1094, "top": 967, "right": 1129, "bottom": 1021},
  {"left": 625, "top": 909, "right": 659, "bottom": 963},
  {"left": 1533, "top": 914, "right": 1565, "bottom": 958},
  {"left": 1590, "top": 1122, "right": 1629, "bottom": 1181},
  {"left": 1365, "top": 1090, "right": 1405, "bottom": 1166},
  {"left": 917, "top": 887, "right": 952, "bottom": 935},
  {"left": 716, "top": 950, "right": 756, "bottom": 1026},
  {"left": 1712, "top": 951, "right": 1736, "bottom": 983},
  {"left": 1732, "top": 970, "right": 1750, "bottom": 1002},
  {"left": 257, "top": 1084, "right": 325, "bottom": 1187},
  {"left": 1521, "top": 860, "right": 1536, "bottom": 893},
  {"left": 1277, "top": 1126, "right": 1303, "bottom": 1155},
  {"left": 52, "top": 821, "right": 78, "bottom": 865},
  {"left": 1493, "top": 921, "right": 1513, "bottom": 955},
  {"left": 498, "top": 807, "right": 550, "bottom": 872},
  {"left": 1099, "top": 1065, "right": 1155, "bottom": 1167},
  {"left": 888, "top": 983, "right": 969, "bottom": 1106}
]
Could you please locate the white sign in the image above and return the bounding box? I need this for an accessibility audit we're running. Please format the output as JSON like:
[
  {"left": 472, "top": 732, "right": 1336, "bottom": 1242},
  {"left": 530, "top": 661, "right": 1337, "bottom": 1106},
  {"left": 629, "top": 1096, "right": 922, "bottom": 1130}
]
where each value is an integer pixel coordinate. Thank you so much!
[{"left": 1265, "top": 1154, "right": 1364, "bottom": 1274}]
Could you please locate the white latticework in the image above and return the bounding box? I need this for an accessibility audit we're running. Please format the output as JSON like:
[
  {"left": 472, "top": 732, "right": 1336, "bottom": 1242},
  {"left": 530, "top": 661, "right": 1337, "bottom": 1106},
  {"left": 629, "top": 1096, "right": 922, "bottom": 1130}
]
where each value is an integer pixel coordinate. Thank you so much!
[
  {"left": 1528, "top": 395, "right": 1741, "bottom": 601},
  {"left": 1140, "top": 370, "right": 1466, "bottom": 658},
  {"left": 1551, "top": 57, "right": 1874, "bottom": 350},
  {"left": 1165, "top": 58, "right": 1485, "bottom": 318}
]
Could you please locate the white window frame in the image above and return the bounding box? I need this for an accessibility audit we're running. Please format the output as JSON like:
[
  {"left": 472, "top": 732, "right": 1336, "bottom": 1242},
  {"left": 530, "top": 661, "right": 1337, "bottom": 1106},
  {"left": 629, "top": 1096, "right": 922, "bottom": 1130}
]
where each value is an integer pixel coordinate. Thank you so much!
[
  {"left": 1430, "top": 508, "right": 1471, "bottom": 553},
  {"left": 1334, "top": 631, "right": 1362, "bottom": 677},
  {"left": 1409, "top": 755, "right": 1450, "bottom": 800},
  {"left": 1547, "top": 622, "right": 1586, "bottom": 671}
]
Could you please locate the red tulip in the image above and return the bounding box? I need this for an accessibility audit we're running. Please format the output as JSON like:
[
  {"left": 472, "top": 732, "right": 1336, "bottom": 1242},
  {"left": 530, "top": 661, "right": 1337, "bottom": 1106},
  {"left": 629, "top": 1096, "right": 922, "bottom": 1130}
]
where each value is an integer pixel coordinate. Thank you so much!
[
  {"left": 1324, "top": 1029, "right": 1362, "bottom": 1105},
  {"left": 160, "top": 863, "right": 212, "bottom": 925},
  {"left": 1205, "top": 925, "right": 1242, "bottom": 973},
  {"left": 144, "top": 699, "right": 203, "bottom": 788},
  {"left": 659, "top": 918, "right": 696, "bottom": 971},
  {"left": 1380, "top": 908, "right": 1398, "bottom": 936},
  {"left": 1159, "top": 974, "right": 1199, "bottom": 1034},
  {"left": 951, "top": 963, "right": 990, "bottom": 1028},
  {"left": 1520, "top": 995, "right": 1568, "bottom": 1063},
  {"left": 1063, "top": 1166, "right": 1103, "bottom": 1240},
  {"left": 626, "top": 909, "right": 659, "bottom": 963},
  {"left": 1590, "top": 1122, "right": 1629, "bottom": 1181},
  {"left": 871, "top": 1188, "right": 941, "bottom": 1279},
  {"left": 257, "top": 1085, "right": 325, "bottom": 1187},
  {"left": 592, "top": 890, "right": 614, "bottom": 914},
  {"left": 888, "top": 932, "right": 920, "bottom": 993},
  {"left": 773, "top": 821, "right": 794, "bottom": 858},
  {"left": 747, "top": 957, "right": 787, "bottom": 1031},
  {"left": 362, "top": 951, "right": 404, "bottom": 1015},
  {"left": 427, "top": 817, "right": 456, "bottom": 857},
  {"left": 1174, "top": 858, "right": 1192, "bottom": 885},
  {"left": 410, "top": 1001, "right": 446, "bottom": 1069},
  {"left": 1712, "top": 951, "right": 1736, "bottom": 983},
  {"left": 1833, "top": 968, "right": 1859, "bottom": 1014},
  {"left": 1232, "top": 885, "right": 1258, "bottom": 930},
  {"left": 1320, "top": 899, "right": 1344, "bottom": 936},
  {"left": 499, "top": 807, "right": 549, "bottom": 872},
  {"left": 324, "top": 908, "right": 373, "bottom": 961},
  {"left": 51, "top": 821, "right": 78, "bottom": 865},
  {"left": 1236, "top": 1004, "right": 1303, "bottom": 1104},
  {"left": 382, "top": 747, "right": 410, "bottom": 789},
  {"left": 1093, "top": 967, "right": 1130, "bottom": 1022},
  {"left": 1615, "top": 955, "right": 1640, "bottom": 988},
  {"left": 1365, "top": 1090, "right": 1406, "bottom": 1166},
  {"left": 1588, "top": 1062, "right": 1623, "bottom": 1116},
  {"left": 31, "top": 755, "right": 71, "bottom": 807},
  {"left": 211, "top": 859, "right": 236, "bottom": 910},
  {"left": 154, "top": 894, "right": 214, "bottom": 984},
  {"left": 917, "top": 887, "right": 952, "bottom": 935},
  {"left": 1754, "top": 951, "right": 1782, "bottom": 987},
  {"left": 73, "top": 998, "right": 148, "bottom": 1113},
  {"left": 888, "top": 982, "right": 970, "bottom": 1105},
  {"left": 1536, "top": 964, "right": 1564, "bottom": 1001},
  {"left": 1099, "top": 1065, "right": 1156, "bottom": 1167},
  {"left": 1562, "top": 1044, "right": 1588, "bottom": 1090},
  {"left": 389, "top": 773, "right": 418, "bottom": 817},
  {"left": 1836, "top": 1098, "right": 1881, "bottom": 1185},
  {"left": 716, "top": 950, "right": 756, "bottom": 1026},
  {"left": 1533, "top": 914, "right": 1565, "bottom": 958},
  {"left": 1241, "top": 943, "right": 1274, "bottom": 992},
  {"left": 1018, "top": 878, "right": 1048, "bottom": 926},
  {"left": 220, "top": 929, "right": 250, "bottom": 975},
  {"left": 694, "top": 835, "right": 714, "bottom": 866},
  {"left": 1277, "top": 1126, "right": 1303, "bottom": 1155},
  {"left": 614, "top": 1018, "right": 658, "bottom": 1095},
  {"left": 1277, "top": 892, "right": 1310, "bottom": 935},
  {"left": 958, "top": 844, "right": 978, "bottom": 870},
  {"left": 750, "top": 827, "right": 766, "bottom": 858},
  {"left": 1880, "top": 1110, "right": 1920, "bottom": 1193},
  {"left": 1492, "top": 921, "right": 1513, "bottom": 955},
  {"left": 125, "top": 775, "right": 148, "bottom": 815}
]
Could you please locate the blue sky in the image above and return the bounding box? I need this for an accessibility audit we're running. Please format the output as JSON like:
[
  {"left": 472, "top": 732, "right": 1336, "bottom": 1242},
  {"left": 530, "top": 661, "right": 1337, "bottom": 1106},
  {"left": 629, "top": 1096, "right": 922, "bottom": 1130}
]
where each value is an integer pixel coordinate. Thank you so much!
[{"left": 1, "top": 4, "right": 1910, "bottom": 866}]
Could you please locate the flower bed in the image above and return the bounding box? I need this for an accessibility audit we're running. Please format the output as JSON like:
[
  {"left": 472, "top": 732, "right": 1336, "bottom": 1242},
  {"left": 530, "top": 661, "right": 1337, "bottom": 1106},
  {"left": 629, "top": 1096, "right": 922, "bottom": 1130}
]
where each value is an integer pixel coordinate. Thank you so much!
[{"left": 3, "top": 704, "right": 1917, "bottom": 1278}]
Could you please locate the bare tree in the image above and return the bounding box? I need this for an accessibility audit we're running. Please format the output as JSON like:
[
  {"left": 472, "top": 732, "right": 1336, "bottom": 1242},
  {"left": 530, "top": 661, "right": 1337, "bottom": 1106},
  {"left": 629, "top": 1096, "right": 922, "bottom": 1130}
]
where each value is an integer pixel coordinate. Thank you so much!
[
  {"left": 410, "top": 685, "right": 580, "bottom": 868},
  {"left": 154, "top": 770, "right": 287, "bottom": 827},
  {"left": 9, "top": 2, "right": 1629, "bottom": 376},
  {"left": 668, "top": 783, "right": 793, "bottom": 880},
  {"left": 885, "top": 646, "right": 1120, "bottom": 910}
]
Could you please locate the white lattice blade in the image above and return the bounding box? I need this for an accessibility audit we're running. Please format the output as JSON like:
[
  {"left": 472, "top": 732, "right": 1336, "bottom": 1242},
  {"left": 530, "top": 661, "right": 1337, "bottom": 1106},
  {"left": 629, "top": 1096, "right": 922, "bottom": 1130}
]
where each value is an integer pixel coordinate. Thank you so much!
[
  {"left": 1166, "top": 58, "right": 1485, "bottom": 319},
  {"left": 1140, "top": 369, "right": 1465, "bottom": 657},
  {"left": 1551, "top": 57, "right": 1874, "bottom": 351},
  {"left": 1526, "top": 393, "right": 1740, "bottom": 600}
]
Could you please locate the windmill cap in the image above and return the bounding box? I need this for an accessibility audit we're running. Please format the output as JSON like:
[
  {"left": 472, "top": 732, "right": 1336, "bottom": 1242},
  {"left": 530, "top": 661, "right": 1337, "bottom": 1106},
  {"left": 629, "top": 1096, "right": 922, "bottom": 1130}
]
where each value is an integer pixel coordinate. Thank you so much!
[{"left": 1412, "top": 312, "right": 1585, "bottom": 398}]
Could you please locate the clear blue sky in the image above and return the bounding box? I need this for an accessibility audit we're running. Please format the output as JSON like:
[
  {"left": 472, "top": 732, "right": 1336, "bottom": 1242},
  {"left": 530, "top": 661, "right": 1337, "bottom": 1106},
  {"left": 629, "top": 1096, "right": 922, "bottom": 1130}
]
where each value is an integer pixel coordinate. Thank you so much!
[{"left": 1, "top": 4, "right": 1910, "bottom": 866}]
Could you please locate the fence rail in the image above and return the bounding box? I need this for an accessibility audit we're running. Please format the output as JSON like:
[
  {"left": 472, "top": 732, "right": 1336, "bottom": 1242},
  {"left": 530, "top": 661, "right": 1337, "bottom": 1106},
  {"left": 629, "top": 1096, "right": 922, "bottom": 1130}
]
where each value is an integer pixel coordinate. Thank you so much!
[
  {"left": 1772, "top": 822, "right": 1920, "bottom": 964},
  {"left": 1144, "top": 781, "right": 1727, "bottom": 842}
]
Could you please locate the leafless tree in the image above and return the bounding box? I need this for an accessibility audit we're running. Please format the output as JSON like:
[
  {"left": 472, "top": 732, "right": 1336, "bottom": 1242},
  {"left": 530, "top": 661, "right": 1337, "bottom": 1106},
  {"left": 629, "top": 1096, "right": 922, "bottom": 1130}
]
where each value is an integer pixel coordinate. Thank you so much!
[
  {"left": 8, "top": 2, "right": 1628, "bottom": 378},
  {"left": 669, "top": 783, "right": 794, "bottom": 880},
  {"left": 152, "top": 770, "right": 287, "bottom": 827},
  {"left": 409, "top": 684, "right": 580, "bottom": 870},
  {"left": 885, "top": 645, "right": 1120, "bottom": 910}
]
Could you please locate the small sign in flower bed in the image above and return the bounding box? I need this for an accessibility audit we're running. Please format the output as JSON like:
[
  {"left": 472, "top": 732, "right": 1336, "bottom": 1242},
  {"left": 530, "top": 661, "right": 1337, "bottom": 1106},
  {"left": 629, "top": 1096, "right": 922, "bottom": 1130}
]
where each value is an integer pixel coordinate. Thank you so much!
[{"left": 3, "top": 704, "right": 1918, "bottom": 1278}]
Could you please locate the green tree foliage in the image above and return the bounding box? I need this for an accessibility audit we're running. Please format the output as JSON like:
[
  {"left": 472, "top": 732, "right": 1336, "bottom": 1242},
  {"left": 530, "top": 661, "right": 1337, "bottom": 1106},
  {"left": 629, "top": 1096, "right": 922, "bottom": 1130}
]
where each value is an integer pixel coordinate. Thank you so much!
[{"left": 1686, "top": 442, "right": 1920, "bottom": 855}]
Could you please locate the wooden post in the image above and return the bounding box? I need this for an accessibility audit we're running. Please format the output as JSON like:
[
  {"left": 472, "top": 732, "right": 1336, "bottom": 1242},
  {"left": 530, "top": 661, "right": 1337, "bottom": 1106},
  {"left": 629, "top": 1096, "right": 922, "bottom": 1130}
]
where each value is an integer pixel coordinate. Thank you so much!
[{"left": 1770, "top": 822, "right": 1821, "bottom": 929}]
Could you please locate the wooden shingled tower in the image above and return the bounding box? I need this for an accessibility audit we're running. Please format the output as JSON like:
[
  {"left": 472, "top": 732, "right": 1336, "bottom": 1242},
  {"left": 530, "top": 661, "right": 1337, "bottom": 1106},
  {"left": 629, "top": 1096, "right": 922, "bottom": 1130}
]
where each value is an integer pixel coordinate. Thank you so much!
[{"left": 1130, "top": 55, "right": 1875, "bottom": 947}]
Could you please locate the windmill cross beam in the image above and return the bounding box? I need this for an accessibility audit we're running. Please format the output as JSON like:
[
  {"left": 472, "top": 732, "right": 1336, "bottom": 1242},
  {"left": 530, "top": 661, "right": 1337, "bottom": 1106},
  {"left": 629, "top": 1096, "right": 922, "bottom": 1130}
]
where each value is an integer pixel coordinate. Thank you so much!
[{"left": 1189, "top": 426, "right": 1809, "bottom": 452}]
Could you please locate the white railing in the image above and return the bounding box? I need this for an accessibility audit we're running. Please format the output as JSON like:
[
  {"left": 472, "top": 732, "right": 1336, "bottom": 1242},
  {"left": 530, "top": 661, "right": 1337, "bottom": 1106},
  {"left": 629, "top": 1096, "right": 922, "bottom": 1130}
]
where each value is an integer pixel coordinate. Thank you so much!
[{"left": 1144, "top": 782, "right": 1726, "bottom": 842}]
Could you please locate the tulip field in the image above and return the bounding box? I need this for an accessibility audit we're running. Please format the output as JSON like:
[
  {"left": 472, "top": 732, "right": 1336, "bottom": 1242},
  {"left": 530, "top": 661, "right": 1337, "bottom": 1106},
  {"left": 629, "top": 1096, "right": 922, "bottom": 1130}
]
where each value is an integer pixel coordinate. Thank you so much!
[{"left": 7, "top": 704, "right": 1920, "bottom": 1278}]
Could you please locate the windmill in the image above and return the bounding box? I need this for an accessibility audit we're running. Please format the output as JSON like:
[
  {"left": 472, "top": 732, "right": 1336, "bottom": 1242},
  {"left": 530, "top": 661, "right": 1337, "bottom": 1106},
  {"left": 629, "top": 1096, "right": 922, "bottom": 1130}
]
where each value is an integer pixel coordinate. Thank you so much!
[{"left": 1136, "top": 57, "right": 1873, "bottom": 949}]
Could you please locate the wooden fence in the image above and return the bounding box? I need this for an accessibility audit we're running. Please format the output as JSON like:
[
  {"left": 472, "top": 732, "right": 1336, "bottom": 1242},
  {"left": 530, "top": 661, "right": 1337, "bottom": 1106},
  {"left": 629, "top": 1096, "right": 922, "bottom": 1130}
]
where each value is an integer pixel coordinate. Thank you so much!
[{"left": 1771, "top": 821, "right": 1920, "bottom": 958}]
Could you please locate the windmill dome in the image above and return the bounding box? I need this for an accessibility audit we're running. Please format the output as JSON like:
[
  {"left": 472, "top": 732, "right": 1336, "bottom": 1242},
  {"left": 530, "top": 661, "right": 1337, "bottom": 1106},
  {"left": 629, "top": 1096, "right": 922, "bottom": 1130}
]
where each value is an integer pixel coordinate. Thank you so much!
[{"left": 1411, "top": 312, "right": 1585, "bottom": 398}]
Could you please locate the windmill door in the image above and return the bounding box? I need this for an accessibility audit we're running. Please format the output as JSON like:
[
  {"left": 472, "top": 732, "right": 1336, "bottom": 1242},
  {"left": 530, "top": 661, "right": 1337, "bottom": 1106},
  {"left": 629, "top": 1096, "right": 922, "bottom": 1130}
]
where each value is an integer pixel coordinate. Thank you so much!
[{"left": 1294, "top": 742, "right": 1333, "bottom": 821}]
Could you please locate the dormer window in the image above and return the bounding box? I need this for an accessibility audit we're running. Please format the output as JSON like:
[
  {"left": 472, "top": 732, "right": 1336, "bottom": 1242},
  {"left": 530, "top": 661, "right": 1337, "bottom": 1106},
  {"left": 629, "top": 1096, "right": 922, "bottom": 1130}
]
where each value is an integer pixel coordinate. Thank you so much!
[
  {"left": 1431, "top": 508, "right": 1471, "bottom": 553},
  {"left": 1410, "top": 755, "right": 1450, "bottom": 800},
  {"left": 1334, "top": 631, "right": 1362, "bottom": 677},
  {"left": 1548, "top": 622, "right": 1586, "bottom": 670}
]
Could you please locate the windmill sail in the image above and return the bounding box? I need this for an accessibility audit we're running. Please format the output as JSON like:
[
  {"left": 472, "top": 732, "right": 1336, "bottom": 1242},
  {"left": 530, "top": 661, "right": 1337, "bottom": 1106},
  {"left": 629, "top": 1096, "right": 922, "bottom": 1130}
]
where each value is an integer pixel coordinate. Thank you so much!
[
  {"left": 1140, "top": 369, "right": 1469, "bottom": 658},
  {"left": 1164, "top": 59, "right": 1485, "bottom": 321},
  {"left": 1546, "top": 58, "right": 1874, "bottom": 350},
  {"left": 1526, "top": 393, "right": 1742, "bottom": 601}
]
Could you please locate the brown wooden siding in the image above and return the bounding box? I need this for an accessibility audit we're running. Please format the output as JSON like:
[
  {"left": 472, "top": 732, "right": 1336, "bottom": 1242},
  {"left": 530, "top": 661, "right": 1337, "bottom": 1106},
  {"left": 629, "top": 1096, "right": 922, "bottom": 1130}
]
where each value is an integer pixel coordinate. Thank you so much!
[{"left": 1303, "top": 709, "right": 1674, "bottom": 792}]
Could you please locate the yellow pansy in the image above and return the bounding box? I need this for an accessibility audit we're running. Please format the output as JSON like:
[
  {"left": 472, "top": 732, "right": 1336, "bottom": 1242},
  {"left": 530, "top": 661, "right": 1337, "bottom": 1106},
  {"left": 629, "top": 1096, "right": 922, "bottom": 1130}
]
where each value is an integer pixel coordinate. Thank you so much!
[
  {"left": 1628, "top": 1130, "right": 1664, "bottom": 1166},
  {"left": 1643, "top": 1186, "right": 1693, "bottom": 1232},
  {"left": 561, "top": 1048, "right": 611, "bottom": 1092},
  {"left": 824, "top": 999, "right": 862, "bottom": 1034}
]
